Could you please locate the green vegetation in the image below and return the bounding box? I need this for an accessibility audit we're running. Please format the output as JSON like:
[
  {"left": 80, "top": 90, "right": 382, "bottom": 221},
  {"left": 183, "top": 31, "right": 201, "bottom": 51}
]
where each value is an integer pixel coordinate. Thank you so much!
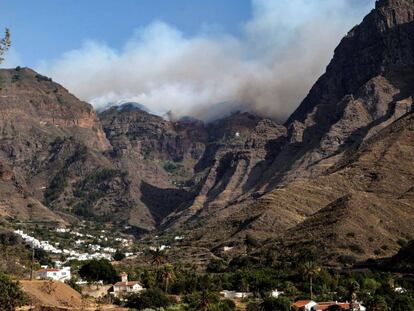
[
  {"left": 0, "top": 271, "right": 26, "bottom": 311},
  {"left": 78, "top": 259, "right": 118, "bottom": 284},
  {"left": 111, "top": 241, "right": 414, "bottom": 311},
  {"left": 113, "top": 250, "right": 126, "bottom": 261},
  {"left": 126, "top": 288, "right": 173, "bottom": 310},
  {"left": 35, "top": 73, "right": 52, "bottom": 82},
  {"left": 261, "top": 297, "right": 291, "bottom": 311},
  {"left": 72, "top": 168, "right": 128, "bottom": 219},
  {"left": 11, "top": 74, "right": 21, "bottom": 83},
  {"left": 44, "top": 138, "right": 88, "bottom": 205},
  {"left": 163, "top": 161, "right": 179, "bottom": 173},
  {"left": 0, "top": 229, "right": 32, "bottom": 277}
]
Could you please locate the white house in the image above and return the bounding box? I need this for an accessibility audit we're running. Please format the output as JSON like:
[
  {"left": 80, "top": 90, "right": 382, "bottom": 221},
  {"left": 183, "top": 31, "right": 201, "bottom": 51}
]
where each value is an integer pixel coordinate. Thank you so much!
[
  {"left": 111, "top": 272, "right": 144, "bottom": 298},
  {"left": 36, "top": 267, "right": 71, "bottom": 282}
]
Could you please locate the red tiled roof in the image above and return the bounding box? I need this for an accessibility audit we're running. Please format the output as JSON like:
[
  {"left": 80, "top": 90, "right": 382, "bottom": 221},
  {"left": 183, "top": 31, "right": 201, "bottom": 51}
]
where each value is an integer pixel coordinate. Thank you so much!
[
  {"left": 315, "top": 302, "right": 350, "bottom": 310},
  {"left": 293, "top": 300, "right": 313, "bottom": 308},
  {"left": 114, "top": 281, "right": 141, "bottom": 287}
]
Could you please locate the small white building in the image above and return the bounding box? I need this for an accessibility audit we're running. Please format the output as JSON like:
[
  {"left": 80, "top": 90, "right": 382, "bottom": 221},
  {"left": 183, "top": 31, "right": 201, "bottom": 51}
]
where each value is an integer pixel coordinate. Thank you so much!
[
  {"left": 220, "top": 290, "right": 253, "bottom": 300},
  {"left": 111, "top": 272, "right": 144, "bottom": 298},
  {"left": 36, "top": 267, "right": 71, "bottom": 282},
  {"left": 271, "top": 289, "right": 284, "bottom": 298}
]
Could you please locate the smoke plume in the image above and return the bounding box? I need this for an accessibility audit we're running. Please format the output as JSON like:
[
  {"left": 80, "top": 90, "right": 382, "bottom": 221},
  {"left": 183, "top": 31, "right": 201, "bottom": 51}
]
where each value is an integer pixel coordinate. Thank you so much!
[{"left": 38, "top": 0, "right": 375, "bottom": 122}]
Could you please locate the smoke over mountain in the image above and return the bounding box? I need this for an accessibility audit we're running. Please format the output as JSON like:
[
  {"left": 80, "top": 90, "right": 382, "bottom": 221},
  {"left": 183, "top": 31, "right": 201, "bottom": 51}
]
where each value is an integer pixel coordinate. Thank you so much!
[{"left": 38, "top": 0, "right": 374, "bottom": 121}]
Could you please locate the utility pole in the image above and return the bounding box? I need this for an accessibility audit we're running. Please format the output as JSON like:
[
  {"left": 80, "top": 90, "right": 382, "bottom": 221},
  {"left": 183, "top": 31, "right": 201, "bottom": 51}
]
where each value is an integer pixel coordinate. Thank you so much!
[{"left": 30, "top": 246, "right": 35, "bottom": 280}]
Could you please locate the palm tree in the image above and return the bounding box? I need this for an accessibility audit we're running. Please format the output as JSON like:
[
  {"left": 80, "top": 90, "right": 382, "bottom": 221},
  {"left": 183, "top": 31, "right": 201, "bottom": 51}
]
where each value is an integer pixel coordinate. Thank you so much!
[
  {"left": 162, "top": 263, "right": 174, "bottom": 293},
  {"left": 301, "top": 259, "right": 320, "bottom": 299},
  {"left": 149, "top": 247, "right": 166, "bottom": 269}
]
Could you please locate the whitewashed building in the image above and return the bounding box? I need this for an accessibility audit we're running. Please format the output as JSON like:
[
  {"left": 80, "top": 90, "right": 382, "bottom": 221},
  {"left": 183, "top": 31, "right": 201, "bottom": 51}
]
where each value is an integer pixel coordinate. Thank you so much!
[{"left": 36, "top": 267, "right": 71, "bottom": 282}]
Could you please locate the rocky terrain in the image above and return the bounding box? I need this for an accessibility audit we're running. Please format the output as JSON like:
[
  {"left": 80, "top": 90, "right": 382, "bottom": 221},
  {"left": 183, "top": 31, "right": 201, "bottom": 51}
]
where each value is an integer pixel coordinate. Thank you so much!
[{"left": 0, "top": 0, "right": 413, "bottom": 264}]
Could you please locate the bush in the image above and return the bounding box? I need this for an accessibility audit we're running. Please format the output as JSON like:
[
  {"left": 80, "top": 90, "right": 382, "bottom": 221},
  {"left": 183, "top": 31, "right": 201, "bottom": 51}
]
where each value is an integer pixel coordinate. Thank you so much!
[
  {"left": 397, "top": 239, "right": 408, "bottom": 248},
  {"left": 216, "top": 299, "right": 236, "bottom": 311},
  {"left": 126, "top": 288, "right": 172, "bottom": 310},
  {"left": 0, "top": 272, "right": 27, "bottom": 311},
  {"left": 113, "top": 250, "right": 126, "bottom": 261},
  {"left": 163, "top": 161, "right": 178, "bottom": 173},
  {"left": 261, "top": 297, "right": 291, "bottom": 311},
  {"left": 65, "top": 277, "right": 82, "bottom": 293},
  {"left": 246, "top": 302, "right": 261, "bottom": 311},
  {"left": 338, "top": 255, "right": 357, "bottom": 265},
  {"left": 349, "top": 244, "right": 365, "bottom": 254}
]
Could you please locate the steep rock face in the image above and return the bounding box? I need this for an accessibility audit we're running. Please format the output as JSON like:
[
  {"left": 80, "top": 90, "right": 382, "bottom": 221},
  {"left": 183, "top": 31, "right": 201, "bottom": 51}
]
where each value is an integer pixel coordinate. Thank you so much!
[
  {"left": 99, "top": 107, "right": 287, "bottom": 230},
  {"left": 0, "top": 68, "right": 122, "bottom": 225},
  {"left": 163, "top": 113, "right": 287, "bottom": 229}
]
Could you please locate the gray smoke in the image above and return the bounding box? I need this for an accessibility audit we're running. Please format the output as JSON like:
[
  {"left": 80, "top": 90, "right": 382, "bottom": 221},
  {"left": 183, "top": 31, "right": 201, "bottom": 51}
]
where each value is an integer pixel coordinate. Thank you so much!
[{"left": 37, "top": 0, "right": 375, "bottom": 122}]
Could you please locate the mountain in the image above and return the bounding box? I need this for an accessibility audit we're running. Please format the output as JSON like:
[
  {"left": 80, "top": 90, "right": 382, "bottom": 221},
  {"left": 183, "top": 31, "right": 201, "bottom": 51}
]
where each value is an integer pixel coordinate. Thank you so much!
[{"left": 0, "top": 0, "right": 413, "bottom": 265}]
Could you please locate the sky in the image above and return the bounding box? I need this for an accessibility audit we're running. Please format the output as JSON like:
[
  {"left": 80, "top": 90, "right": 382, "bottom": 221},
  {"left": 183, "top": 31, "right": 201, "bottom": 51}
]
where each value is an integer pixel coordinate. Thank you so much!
[{"left": 0, "top": 0, "right": 376, "bottom": 121}]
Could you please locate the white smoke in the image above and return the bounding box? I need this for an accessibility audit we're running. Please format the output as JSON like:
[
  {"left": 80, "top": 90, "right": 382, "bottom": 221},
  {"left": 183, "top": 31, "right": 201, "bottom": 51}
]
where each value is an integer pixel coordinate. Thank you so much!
[
  {"left": 37, "top": 0, "right": 375, "bottom": 122},
  {"left": 0, "top": 47, "right": 22, "bottom": 68}
]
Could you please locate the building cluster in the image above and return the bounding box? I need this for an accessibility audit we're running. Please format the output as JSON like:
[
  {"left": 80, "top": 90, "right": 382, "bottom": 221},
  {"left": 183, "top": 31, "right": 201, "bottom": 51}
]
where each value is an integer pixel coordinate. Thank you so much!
[{"left": 14, "top": 229, "right": 133, "bottom": 263}]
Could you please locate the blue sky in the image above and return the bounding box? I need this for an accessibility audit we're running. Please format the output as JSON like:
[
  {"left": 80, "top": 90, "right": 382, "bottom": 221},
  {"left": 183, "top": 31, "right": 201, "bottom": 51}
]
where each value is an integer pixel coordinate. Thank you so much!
[{"left": 0, "top": 0, "right": 251, "bottom": 67}]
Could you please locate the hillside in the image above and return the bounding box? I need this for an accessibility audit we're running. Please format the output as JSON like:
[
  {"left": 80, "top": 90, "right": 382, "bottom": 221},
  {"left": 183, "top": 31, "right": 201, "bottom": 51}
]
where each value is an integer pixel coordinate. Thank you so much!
[{"left": 20, "top": 280, "right": 84, "bottom": 309}]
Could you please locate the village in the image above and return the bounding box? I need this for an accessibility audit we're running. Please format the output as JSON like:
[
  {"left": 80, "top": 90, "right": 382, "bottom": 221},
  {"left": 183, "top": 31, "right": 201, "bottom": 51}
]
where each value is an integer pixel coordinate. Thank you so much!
[{"left": 11, "top": 224, "right": 375, "bottom": 310}]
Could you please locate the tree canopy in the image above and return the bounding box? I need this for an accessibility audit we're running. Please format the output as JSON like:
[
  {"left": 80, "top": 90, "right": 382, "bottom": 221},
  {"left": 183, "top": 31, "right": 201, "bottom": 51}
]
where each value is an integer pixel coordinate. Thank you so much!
[{"left": 78, "top": 259, "right": 118, "bottom": 284}]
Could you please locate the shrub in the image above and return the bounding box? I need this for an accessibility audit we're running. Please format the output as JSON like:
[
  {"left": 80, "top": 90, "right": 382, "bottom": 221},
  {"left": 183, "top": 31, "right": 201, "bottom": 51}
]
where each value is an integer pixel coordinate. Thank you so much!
[
  {"left": 163, "top": 161, "right": 178, "bottom": 173},
  {"left": 35, "top": 74, "right": 52, "bottom": 82},
  {"left": 113, "top": 250, "right": 126, "bottom": 261},
  {"left": 338, "top": 255, "right": 357, "bottom": 265},
  {"left": 397, "top": 239, "right": 408, "bottom": 248},
  {"left": 0, "top": 272, "right": 27, "bottom": 311},
  {"left": 216, "top": 299, "right": 236, "bottom": 311},
  {"left": 349, "top": 244, "right": 365, "bottom": 254},
  {"left": 374, "top": 249, "right": 382, "bottom": 256},
  {"left": 246, "top": 302, "right": 261, "bottom": 311},
  {"left": 261, "top": 297, "right": 292, "bottom": 311},
  {"left": 126, "top": 288, "right": 172, "bottom": 310}
]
